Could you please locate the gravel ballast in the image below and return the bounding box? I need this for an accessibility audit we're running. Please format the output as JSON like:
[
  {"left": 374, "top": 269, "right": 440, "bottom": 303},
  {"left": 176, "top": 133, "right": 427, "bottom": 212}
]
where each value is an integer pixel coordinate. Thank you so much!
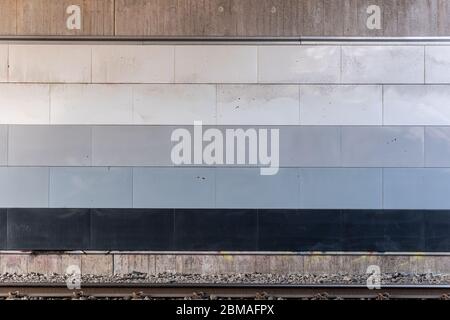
[{"left": 0, "top": 272, "right": 449, "bottom": 285}]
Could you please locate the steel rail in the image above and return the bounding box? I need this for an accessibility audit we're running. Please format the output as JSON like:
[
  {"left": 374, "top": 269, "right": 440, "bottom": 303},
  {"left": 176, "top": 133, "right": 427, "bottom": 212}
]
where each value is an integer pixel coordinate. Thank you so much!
[{"left": 0, "top": 283, "right": 449, "bottom": 299}]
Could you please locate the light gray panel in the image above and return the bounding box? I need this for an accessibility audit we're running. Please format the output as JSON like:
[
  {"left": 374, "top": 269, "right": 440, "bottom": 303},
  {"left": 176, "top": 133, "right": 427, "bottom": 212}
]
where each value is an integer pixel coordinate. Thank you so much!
[
  {"left": 9, "top": 45, "right": 91, "bottom": 83},
  {"left": 217, "top": 85, "right": 299, "bottom": 125},
  {"left": 50, "top": 167, "right": 132, "bottom": 208},
  {"left": 425, "top": 46, "right": 450, "bottom": 83},
  {"left": 0, "top": 84, "right": 50, "bottom": 124},
  {"left": 341, "top": 127, "right": 424, "bottom": 167},
  {"left": 92, "top": 126, "right": 174, "bottom": 166},
  {"left": 384, "top": 85, "right": 450, "bottom": 125},
  {"left": 8, "top": 126, "right": 91, "bottom": 166},
  {"left": 0, "top": 167, "right": 49, "bottom": 207},
  {"left": 50, "top": 84, "right": 133, "bottom": 125},
  {"left": 342, "top": 46, "right": 424, "bottom": 84},
  {"left": 215, "top": 168, "right": 300, "bottom": 209},
  {"left": 175, "top": 45, "right": 257, "bottom": 83},
  {"left": 0, "top": 126, "right": 6, "bottom": 165},
  {"left": 299, "top": 168, "right": 382, "bottom": 209},
  {"left": 133, "top": 84, "right": 216, "bottom": 125},
  {"left": 299, "top": 85, "right": 382, "bottom": 125},
  {"left": 384, "top": 168, "right": 450, "bottom": 209},
  {"left": 133, "top": 167, "right": 215, "bottom": 208},
  {"left": 280, "top": 126, "right": 341, "bottom": 167},
  {"left": 258, "top": 46, "right": 340, "bottom": 83},
  {"left": 92, "top": 45, "right": 174, "bottom": 83},
  {"left": 425, "top": 127, "right": 450, "bottom": 167}
]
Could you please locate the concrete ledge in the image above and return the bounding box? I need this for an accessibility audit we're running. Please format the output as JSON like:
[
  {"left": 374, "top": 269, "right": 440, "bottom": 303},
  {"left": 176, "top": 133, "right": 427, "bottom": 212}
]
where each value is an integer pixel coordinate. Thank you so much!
[{"left": 0, "top": 253, "right": 448, "bottom": 276}]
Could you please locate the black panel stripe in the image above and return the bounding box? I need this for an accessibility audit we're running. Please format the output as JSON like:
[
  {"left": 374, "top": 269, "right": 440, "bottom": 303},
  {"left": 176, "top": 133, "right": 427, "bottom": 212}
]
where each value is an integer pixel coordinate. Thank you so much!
[{"left": 2, "top": 208, "right": 449, "bottom": 252}]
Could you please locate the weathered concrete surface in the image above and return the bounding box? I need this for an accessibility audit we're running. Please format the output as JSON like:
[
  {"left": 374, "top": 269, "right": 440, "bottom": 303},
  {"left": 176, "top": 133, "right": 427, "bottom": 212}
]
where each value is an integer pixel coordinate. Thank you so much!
[
  {"left": 0, "top": 0, "right": 448, "bottom": 37},
  {"left": 0, "top": 254, "right": 448, "bottom": 276},
  {"left": 80, "top": 255, "right": 113, "bottom": 276}
]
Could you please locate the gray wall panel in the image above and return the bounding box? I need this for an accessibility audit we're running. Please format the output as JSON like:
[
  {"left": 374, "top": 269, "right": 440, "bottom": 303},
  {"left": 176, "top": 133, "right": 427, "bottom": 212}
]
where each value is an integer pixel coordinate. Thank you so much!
[
  {"left": 280, "top": 126, "right": 341, "bottom": 167},
  {"left": 384, "top": 168, "right": 450, "bottom": 209},
  {"left": 92, "top": 126, "right": 174, "bottom": 166},
  {"left": 8, "top": 126, "right": 91, "bottom": 166},
  {"left": 215, "top": 168, "right": 300, "bottom": 209},
  {"left": 49, "top": 167, "right": 132, "bottom": 208},
  {"left": 0, "top": 167, "right": 49, "bottom": 208},
  {"left": 425, "top": 127, "right": 450, "bottom": 167},
  {"left": 341, "top": 127, "right": 424, "bottom": 167},
  {"left": 133, "top": 167, "right": 215, "bottom": 208},
  {"left": 299, "top": 168, "right": 383, "bottom": 209},
  {"left": 0, "top": 126, "right": 6, "bottom": 166}
]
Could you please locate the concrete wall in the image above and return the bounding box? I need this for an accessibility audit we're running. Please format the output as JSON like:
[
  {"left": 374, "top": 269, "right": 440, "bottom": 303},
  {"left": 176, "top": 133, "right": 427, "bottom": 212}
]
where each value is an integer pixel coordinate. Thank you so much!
[
  {"left": 0, "top": 253, "right": 449, "bottom": 275},
  {"left": 0, "top": 0, "right": 449, "bottom": 37}
]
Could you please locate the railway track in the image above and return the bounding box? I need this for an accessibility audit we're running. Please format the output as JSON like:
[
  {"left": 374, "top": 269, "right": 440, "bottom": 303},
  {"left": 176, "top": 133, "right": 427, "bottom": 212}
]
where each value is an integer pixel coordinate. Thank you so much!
[{"left": 0, "top": 283, "right": 450, "bottom": 300}]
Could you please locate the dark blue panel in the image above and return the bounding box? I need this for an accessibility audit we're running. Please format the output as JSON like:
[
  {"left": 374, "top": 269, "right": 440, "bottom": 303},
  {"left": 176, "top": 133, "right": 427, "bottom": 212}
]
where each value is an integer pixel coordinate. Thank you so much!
[
  {"left": 91, "top": 209, "right": 174, "bottom": 251},
  {"left": 7, "top": 208, "right": 90, "bottom": 250},
  {"left": 424, "top": 210, "right": 450, "bottom": 252},
  {"left": 2, "top": 208, "right": 442, "bottom": 252},
  {"left": 258, "top": 209, "right": 343, "bottom": 251},
  {"left": 343, "top": 210, "right": 425, "bottom": 252},
  {"left": 174, "top": 209, "right": 257, "bottom": 251},
  {"left": 0, "top": 209, "right": 6, "bottom": 249}
]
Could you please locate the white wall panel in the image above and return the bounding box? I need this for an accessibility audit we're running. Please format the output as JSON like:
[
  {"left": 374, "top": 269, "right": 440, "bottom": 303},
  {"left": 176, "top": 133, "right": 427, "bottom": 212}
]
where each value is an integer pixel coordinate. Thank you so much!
[
  {"left": 342, "top": 46, "right": 424, "bottom": 84},
  {"left": 92, "top": 45, "right": 174, "bottom": 83},
  {"left": 175, "top": 45, "right": 257, "bottom": 83},
  {"left": 133, "top": 84, "right": 216, "bottom": 125},
  {"left": 384, "top": 85, "right": 450, "bottom": 125},
  {"left": 0, "top": 45, "right": 8, "bottom": 82},
  {"left": 50, "top": 84, "right": 133, "bottom": 124},
  {"left": 300, "top": 85, "right": 382, "bottom": 125},
  {"left": 258, "top": 46, "right": 340, "bottom": 83},
  {"left": 217, "top": 85, "right": 299, "bottom": 125},
  {"left": 9, "top": 45, "right": 91, "bottom": 83},
  {"left": 0, "top": 84, "right": 50, "bottom": 124}
]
